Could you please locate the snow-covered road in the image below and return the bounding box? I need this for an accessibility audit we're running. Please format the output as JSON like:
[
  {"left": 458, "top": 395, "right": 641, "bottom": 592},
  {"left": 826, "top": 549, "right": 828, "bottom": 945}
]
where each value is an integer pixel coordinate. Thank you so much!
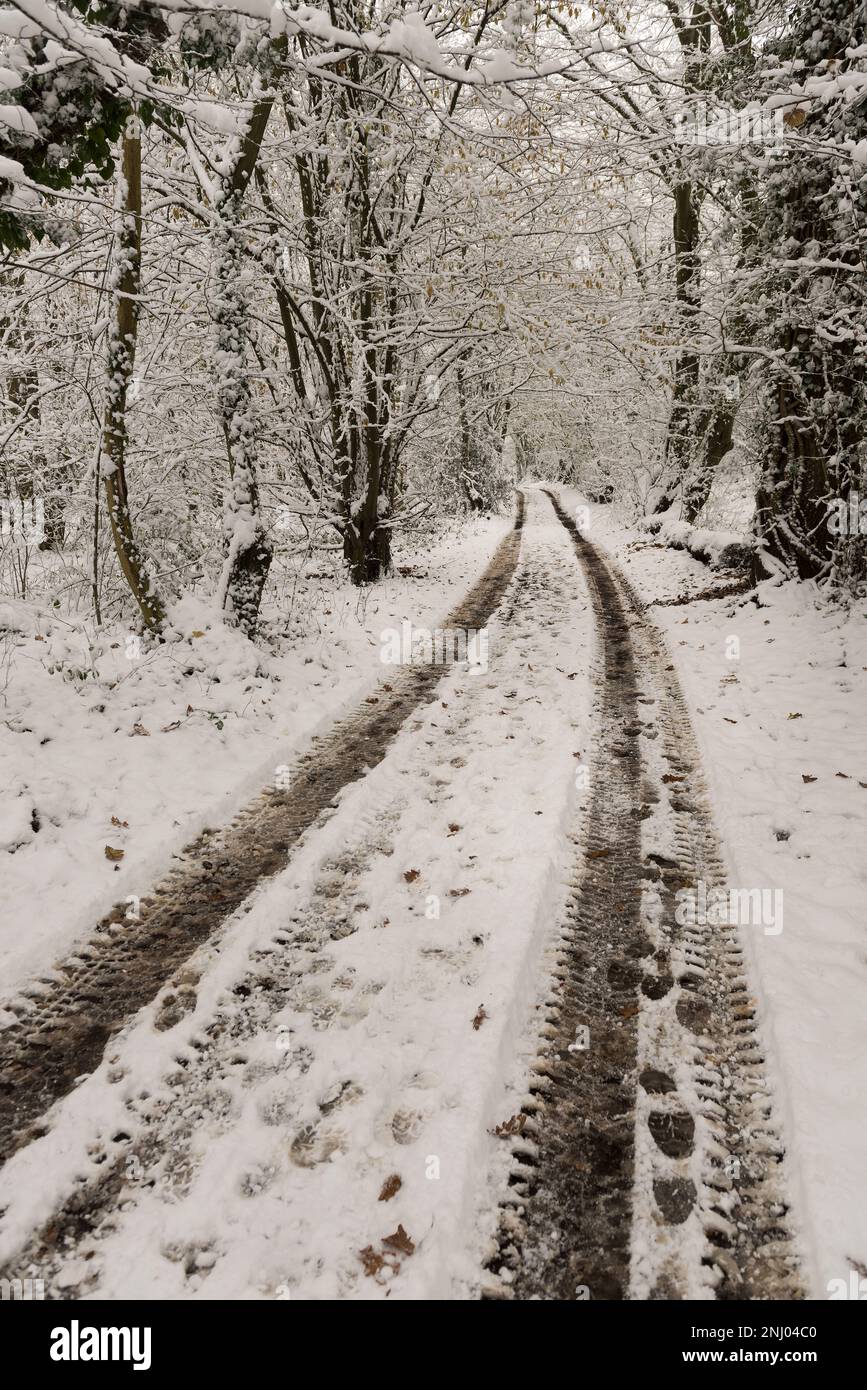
[
  {"left": 0, "top": 487, "right": 862, "bottom": 1302},
  {"left": 0, "top": 490, "right": 597, "bottom": 1298}
]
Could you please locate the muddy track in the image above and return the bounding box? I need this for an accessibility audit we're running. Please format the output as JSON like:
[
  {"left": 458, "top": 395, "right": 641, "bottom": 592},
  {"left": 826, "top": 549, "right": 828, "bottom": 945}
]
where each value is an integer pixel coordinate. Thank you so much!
[
  {"left": 0, "top": 497, "right": 525, "bottom": 1166},
  {"left": 485, "top": 490, "right": 802, "bottom": 1302}
]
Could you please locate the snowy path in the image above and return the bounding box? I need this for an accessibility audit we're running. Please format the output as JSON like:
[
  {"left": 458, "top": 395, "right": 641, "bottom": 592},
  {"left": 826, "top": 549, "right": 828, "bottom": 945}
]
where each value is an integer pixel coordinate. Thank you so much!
[
  {"left": 0, "top": 490, "right": 804, "bottom": 1301},
  {"left": 487, "top": 492, "right": 802, "bottom": 1302},
  {"left": 0, "top": 510, "right": 524, "bottom": 1161},
  {"left": 0, "top": 491, "right": 594, "bottom": 1297}
]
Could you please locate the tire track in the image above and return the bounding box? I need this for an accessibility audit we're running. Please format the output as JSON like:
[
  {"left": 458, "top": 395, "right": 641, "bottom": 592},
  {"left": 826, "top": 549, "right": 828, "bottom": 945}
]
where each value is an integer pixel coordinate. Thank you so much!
[
  {"left": 484, "top": 489, "right": 802, "bottom": 1302},
  {"left": 0, "top": 492, "right": 585, "bottom": 1299},
  {"left": 0, "top": 497, "right": 525, "bottom": 1165}
]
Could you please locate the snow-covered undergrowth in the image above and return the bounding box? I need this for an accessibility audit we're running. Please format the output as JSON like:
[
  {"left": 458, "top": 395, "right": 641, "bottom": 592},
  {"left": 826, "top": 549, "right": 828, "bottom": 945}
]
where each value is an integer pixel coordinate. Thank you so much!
[
  {"left": 0, "top": 515, "right": 509, "bottom": 1001},
  {"left": 563, "top": 487, "right": 867, "bottom": 1297},
  {"left": 641, "top": 513, "right": 754, "bottom": 570}
]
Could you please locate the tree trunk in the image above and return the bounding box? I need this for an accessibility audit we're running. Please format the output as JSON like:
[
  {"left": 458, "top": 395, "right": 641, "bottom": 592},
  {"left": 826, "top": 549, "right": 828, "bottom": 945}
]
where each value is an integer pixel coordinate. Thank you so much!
[
  {"left": 457, "top": 363, "right": 484, "bottom": 512},
  {"left": 100, "top": 123, "right": 166, "bottom": 633},
  {"left": 343, "top": 510, "right": 391, "bottom": 585},
  {"left": 656, "top": 180, "right": 702, "bottom": 513},
  {"left": 212, "top": 191, "right": 273, "bottom": 633},
  {"left": 683, "top": 401, "right": 735, "bottom": 522},
  {"left": 753, "top": 381, "right": 831, "bottom": 579},
  {"left": 211, "top": 94, "right": 276, "bottom": 635}
]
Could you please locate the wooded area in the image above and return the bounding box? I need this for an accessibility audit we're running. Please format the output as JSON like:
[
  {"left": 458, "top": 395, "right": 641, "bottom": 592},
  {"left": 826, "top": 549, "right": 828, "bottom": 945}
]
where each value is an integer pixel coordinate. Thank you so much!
[{"left": 1, "top": 0, "right": 864, "bottom": 632}]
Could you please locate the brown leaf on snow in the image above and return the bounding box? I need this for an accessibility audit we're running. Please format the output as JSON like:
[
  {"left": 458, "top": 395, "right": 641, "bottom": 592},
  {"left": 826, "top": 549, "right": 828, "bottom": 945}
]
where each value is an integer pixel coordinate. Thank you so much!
[
  {"left": 447, "top": 823, "right": 461, "bottom": 835},
  {"left": 104, "top": 845, "right": 125, "bottom": 861},
  {"left": 802, "top": 774, "right": 818, "bottom": 784},
  {"left": 587, "top": 848, "right": 610, "bottom": 861},
  {"left": 661, "top": 774, "right": 684, "bottom": 784},
  {"left": 378, "top": 1174, "right": 402, "bottom": 1202},
  {"left": 493, "top": 1113, "right": 527, "bottom": 1138},
  {"left": 382, "top": 1225, "right": 415, "bottom": 1257},
  {"left": 131, "top": 723, "right": 150, "bottom": 736},
  {"left": 723, "top": 717, "right": 738, "bottom": 725},
  {"left": 191, "top": 630, "right": 206, "bottom": 639},
  {"left": 836, "top": 772, "right": 850, "bottom": 779},
  {"left": 110, "top": 816, "right": 129, "bottom": 828},
  {"left": 403, "top": 869, "right": 420, "bottom": 883},
  {"left": 358, "top": 1246, "right": 388, "bottom": 1279},
  {"left": 787, "top": 712, "right": 803, "bottom": 720},
  {"left": 449, "top": 887, "right": 471, "bottom": 898},
  {"left": 472, "top": 1005, "right": 488, "bottom": 1031},
  {"left": 161, "top": 720, "right": 181, "bottom": 732}
]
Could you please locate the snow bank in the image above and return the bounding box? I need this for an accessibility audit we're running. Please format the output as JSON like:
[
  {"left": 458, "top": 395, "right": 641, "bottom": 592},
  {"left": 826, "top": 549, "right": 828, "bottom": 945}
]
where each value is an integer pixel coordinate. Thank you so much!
[{"left": 642, "top": 514, "right": 755, "bottom": 571}]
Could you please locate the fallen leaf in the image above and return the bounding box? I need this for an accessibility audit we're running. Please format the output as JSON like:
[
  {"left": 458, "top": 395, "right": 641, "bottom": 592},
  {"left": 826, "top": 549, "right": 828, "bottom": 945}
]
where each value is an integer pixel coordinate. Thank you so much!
[
  {"left": 161, "top": 720, "right": 181, "bottom": 732},
  {"left": 365, "top": 696, "right": 379, "bottom": 705},
  {"left": 191, "top": 630, "right": 205, "bottom": 639},
  {"left": 403, "top": 869, "right": 420, "bottom": 883},
  {"left": 104, "top": 845, "right": 125, "bottom": 862},
  {"left": 131, "top": 723, "right": 150, "bottom": 736},
  {"left": 836, "top": 772, "right": 850, "bottom": 779},
  {"left": 587, "top": 847, "right": 610, "bottom": 860},
  {"left": 449, "top": 887, "right": 471, "bottom": 898},
  {"left": 382, "top": 1225, "right": 415, "bottom": 1256},
  {"left": 783, "top": 108, "right": 807, "bottom": 128},
  {"left": 620, "top": 1004, "right": 640, "bottom": 1020},
  {"left": 802, "top": 774, "right": 817, "bottom": 783},
  {"left": 358, "top": 1246, "right": 388, "bottom": 1279},
  {"left": 110, "top": 816, "right": 129, "bottom": 828},
  {"left": 661, "top": 774, "right": 684, "bottom": 784},
  {"left": 493, "top": 1114, "right": 527, "bottom": 1138},
  {"left": 447, "top": 823, "right": 461, "bottom": 835},
  {"left": 723, "top": 717, "right": 738, "bottom": 725},
  {"left": 378, "top": 1174, "right": 402, "bottom": 1202},
  {"left": 472, "top": 1005, "right": 488, "bottom": 1031},
  {"left": 787, "top": 712, "right": 803, "bottom": 720}
]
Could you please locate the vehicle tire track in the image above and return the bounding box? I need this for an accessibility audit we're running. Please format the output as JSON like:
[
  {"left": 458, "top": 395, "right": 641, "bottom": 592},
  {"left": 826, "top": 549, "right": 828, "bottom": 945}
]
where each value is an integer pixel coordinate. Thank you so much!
[
  {"left": 0, "top": 497, "right": 525, "bottom": 1166},
  {"left": 484, "top": 488, "right": 802, "bottom": 1302},
  {"left": 0, "top": 493, "right": 586, "bottom": 1299}
]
